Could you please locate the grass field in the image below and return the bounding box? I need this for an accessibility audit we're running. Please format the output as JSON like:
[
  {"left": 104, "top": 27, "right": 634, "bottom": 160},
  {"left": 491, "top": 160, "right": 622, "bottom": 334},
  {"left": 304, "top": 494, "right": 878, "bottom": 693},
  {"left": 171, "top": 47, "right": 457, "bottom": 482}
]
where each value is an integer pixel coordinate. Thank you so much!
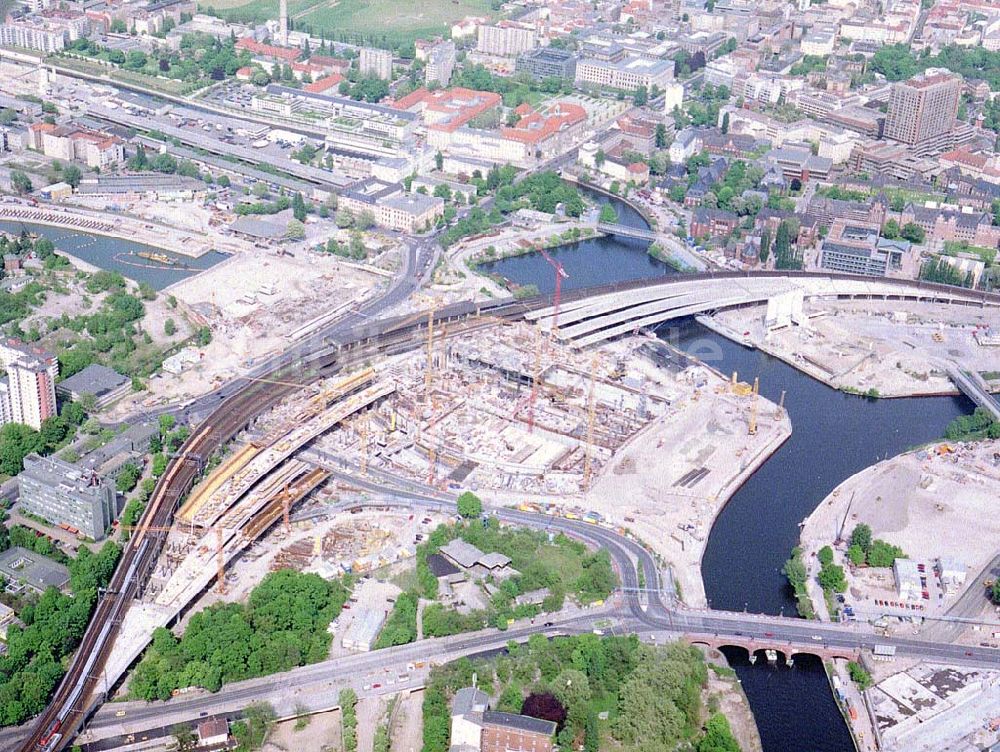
[{"left": 199, "top": 0, "right": 493, "bottom": 46}]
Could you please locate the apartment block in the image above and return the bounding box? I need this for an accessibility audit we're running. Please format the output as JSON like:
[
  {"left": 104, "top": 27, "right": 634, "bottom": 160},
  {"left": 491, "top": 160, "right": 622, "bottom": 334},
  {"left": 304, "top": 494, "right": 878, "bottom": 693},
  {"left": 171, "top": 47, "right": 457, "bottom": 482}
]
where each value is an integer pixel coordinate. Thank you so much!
[
  {"left": 0, "top": 340, "right": 58, "bottom": 430},
  {"left": 19, "top": 454, "right": 117, "bottom": 540},
  {"left": 476, "top": 23, "right": 536, "bottom": 56},
  {"left": 424, "top": 41, "right": 456, "bottom": 87},
  {"left": 359, "top": 47, "right": 393, "bottom": 80},
  {"left": 29, "top": 122, "right": 125, "bottom": 169}
]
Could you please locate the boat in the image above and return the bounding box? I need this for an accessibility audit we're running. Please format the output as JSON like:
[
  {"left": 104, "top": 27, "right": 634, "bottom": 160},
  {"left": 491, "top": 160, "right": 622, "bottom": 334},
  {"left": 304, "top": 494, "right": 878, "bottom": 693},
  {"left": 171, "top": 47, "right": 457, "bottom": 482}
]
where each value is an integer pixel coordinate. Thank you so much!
[{"left": 136, "top": 250, "right": 177, "bottom": 266}]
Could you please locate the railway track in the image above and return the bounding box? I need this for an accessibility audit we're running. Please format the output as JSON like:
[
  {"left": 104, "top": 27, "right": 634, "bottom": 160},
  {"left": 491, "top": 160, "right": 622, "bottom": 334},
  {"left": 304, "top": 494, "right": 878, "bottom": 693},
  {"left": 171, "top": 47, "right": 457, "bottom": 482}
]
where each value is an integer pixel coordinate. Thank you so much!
[{"left": 20, "top": 269, "right": 1000, "bottom": 751}]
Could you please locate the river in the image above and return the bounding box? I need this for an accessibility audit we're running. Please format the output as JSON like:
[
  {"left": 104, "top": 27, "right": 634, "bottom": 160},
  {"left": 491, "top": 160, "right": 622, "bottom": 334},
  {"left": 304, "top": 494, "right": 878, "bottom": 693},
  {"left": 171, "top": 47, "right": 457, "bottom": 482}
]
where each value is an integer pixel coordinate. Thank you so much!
[
  {"left": 482, "top": 198, "right": 971, "bottom": 751},
  {"left": 0, "top": 220, "right": 228, "bottom": 290}
]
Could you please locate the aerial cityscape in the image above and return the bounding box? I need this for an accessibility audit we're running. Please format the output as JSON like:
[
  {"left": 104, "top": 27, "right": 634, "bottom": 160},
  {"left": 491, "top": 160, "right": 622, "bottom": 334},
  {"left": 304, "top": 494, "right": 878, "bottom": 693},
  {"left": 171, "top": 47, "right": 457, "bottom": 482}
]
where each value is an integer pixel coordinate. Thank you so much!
[{"left": 0, "top": 0, "right": 995, "bottom": 749}]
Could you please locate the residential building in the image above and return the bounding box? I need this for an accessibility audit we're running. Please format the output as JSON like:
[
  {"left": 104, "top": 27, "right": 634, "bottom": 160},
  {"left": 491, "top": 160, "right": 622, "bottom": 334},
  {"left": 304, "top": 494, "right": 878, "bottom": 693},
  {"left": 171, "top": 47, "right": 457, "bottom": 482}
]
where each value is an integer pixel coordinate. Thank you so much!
[
  {"left": 19, "top": 454, "right": 117, "bottom": 540},
  {"left": 515, "top": 47, "right": 577, "bottom": 82},
  {"left": 481, "top": 712, "right": 556, "bottom": 752},
  {"left": 7, "top": 359, "right": 57, "bottom": 430},
  {"left": 235, "top": 36, "right": 300, "bottom": 64},
  {"left": 662, "top": 81, "right": 684, "bottom": 114},
  {"left": 0, "top": 340, "right": 57, "bottom": 430},
  {"left": 31, "top": 123, "right": 125, "bottom": 169},
  {"left": 359, "top": 47, "right": 393, "bottom": 80},
  {"left": 451, "top": 687, "right": 490, "bottom": 748},
  {"left": 197, "top": 719, "right": 230, "bottom": 748},
  {"left": 450, "top": 687, "right": 557, "bottom": 752},
  {"left": 884, "top": 69, "right": 962, "bottom": 153},
  {"left": 55, "top": 363, "right": 130, "bottom": 409},
  {"left": 668, "top": 127, "right": 703, "bottom": 163},
  {"left": 691, "top": 207, "right": 740, "bottom": 239},
  {"left": 0, "top": 18, "right": 70, "bottom": 52},
  {"left": 425, "top": 41, "right": 456, "bottom": 87},
  {"left": 578, "top": 141, "right": 649, "bottom": 185},
  {"left": 477, "top": 23, "right": 536, "bottom": 57}
]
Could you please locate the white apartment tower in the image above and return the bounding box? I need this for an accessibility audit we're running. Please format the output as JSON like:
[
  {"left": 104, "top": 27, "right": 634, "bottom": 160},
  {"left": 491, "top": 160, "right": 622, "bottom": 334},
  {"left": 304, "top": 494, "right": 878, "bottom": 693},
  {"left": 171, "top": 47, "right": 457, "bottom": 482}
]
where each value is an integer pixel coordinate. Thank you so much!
[{"left": 359, "top": 47, "right": 393, "bottom": 80}]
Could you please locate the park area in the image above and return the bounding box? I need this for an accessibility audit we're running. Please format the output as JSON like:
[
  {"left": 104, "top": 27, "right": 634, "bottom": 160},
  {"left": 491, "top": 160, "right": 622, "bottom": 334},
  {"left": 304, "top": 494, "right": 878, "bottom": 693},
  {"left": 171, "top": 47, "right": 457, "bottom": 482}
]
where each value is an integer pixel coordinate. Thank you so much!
[{"left": 203, "top": 0, "right": 494, "bottom": 45}]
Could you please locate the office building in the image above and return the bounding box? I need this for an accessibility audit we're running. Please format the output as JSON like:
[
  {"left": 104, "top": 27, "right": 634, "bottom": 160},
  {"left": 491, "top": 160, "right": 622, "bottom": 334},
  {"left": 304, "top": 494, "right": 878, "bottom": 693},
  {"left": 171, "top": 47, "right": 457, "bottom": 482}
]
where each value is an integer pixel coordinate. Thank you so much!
[
  {"left": 884, "top": 69, "right": 961, "bottom": 152},
  {"left": 359, "top": 47, "right": 393, "bottom": 80},
  {"left": 515, "top": 47, "right": 577, "bottom": 81},
  {"left": 477, "top": 23, "right": 536, "bottom": 57},
  {"left": 29, "top": 122, "right": 125, "bottom": 169},
  {"left": 338, "top": 179, "right": 444, "bottom": 233},
  {"left": 19, "top": 454, "right": 117, "bottom": 540},
  {"left": 575, "top": 50, "right": 674, "bottom": 92},
  {"left": 818, "top": 219, "right": 910, "bottom": 277}
]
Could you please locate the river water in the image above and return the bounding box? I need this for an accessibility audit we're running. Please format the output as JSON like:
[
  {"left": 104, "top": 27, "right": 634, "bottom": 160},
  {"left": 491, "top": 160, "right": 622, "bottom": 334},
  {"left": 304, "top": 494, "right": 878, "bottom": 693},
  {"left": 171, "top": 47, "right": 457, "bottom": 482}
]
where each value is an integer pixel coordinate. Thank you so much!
[
  {"left": 481, "top": 198, "right": 971, "bottom": 751},
  {"left": 0, "top": 220, "right": 228, "bottom": 290}
]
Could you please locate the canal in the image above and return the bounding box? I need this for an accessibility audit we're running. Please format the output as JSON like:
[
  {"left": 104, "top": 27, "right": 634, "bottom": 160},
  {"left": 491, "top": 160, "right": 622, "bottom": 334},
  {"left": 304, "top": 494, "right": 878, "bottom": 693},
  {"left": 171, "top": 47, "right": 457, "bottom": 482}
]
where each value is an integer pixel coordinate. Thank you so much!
[
  {"left": 0, "top": 220, "right": 228, "bottom": 290},
  {"left": 483, "top": 202, "right": 971, "bottom": 751}
]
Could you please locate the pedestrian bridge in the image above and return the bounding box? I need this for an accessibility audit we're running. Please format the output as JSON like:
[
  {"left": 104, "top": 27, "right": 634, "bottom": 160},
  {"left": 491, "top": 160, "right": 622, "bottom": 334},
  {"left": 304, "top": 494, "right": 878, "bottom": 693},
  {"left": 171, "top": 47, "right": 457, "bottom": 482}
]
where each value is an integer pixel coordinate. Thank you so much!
[{"left": 526, "top": 274, "right": 999, "bottom": 348}]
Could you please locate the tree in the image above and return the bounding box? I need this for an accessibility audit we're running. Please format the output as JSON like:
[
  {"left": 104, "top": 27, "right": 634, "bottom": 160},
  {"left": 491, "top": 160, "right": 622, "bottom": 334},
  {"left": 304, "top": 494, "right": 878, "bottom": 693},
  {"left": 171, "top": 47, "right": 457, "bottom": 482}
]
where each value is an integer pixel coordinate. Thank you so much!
[
  {"left": 115, "top": 463, "right": 141, "bottom": 493},
  {"left": 594, "top": 148, "right": 606, "bottom": 168},
  {"left": 457, "top": 491, "right": 483, "bottom": 518},
  {"left": 598, "top": 204, "right": 619, "bottom": 223},
  {"left": 63, "top": 165, "right": 83, "bottom": 189},
  {"left": 900, "top": 222, "right": 925, "bottom": 244},
  {"left": 435, "top": 150, "right": 444, "bottom": 171},
  {"left": 552, "top": 669, "right": 591, "bottom": 728},
  {"left": 882, "top": 219, "right": 900, "bottom": 239},
  {"left": 655, "top": 123, "right": 668, "bottom": 148},
  {"left": 867, "top": 539, "right": 905, "bottom": 568},
  {"left": 284, "top": 219, "right": 305, "bottom": 240},
  {"left": 164, "top": 318, "right": 177, "bottom": 336},
  {"left": 850, "top": 524, "right": 872, "bottom": 553},
  {"left": 0, "top": 423, "right": 42, "bottom": 475},
  {"left": 721, "top": 112, "right": 730, "bottom": 134},
  {"left": 759, "top": 227, "right": 772, "bottom": 263},
  {"left": 292, "top": 192, "right": 307, "bottom": 221},
  {"left": 847, "top": 662, "right": 872, "bottom": 691},
  {"left": 10, "top": 171, "right": 32, "bottom": 195},
  {"left": 847, "top": 544, "right": 866, "bottom": 566},
  {"left": 818, "top": 562, "right": 847, "bottom": 593},
  {"left": 698, "top": 712, "right": 740, "bottom": 752},
  {"left": 633, "top": 85, "right": 648, "bottom": 106},
  {"left": 818, "top": 545, "right": 834, "bottom": 566}
]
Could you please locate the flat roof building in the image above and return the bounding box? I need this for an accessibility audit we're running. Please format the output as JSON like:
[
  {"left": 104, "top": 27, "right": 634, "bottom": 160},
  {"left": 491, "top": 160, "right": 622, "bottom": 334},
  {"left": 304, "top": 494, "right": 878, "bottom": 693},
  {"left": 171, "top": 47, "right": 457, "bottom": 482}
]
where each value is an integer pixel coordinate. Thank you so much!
[
  {"left": 0, "top": 546, "right": 71, "bottom": 594},
  {"left": 515, "top": 47, "right": 577, "bottom": 82},
  {"left": 884, "top": 69, "right": 962, "bottom": 153},
  {"left": 56, "top": 363, "right": 129, "bottom": 409},
  {"left": 19, "top": 453, "right": 117, "bottom": 540}
]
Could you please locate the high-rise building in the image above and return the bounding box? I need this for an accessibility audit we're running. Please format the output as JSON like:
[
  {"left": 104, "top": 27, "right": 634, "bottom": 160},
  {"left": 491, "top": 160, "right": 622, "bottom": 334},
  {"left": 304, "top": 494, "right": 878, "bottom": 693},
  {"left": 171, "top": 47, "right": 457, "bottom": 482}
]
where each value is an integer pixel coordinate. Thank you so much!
[
  {"left": 884, "top": 69, "right": 961, "bottom": 152},
  {"left": 278, "top": 0, "right": 288, "bottom": 44},
  {"left": 476, "top": 23, "right": 536, "bottom": 57},
  {"left": 359, "top": 47, "right": 393, "bottom": 80},
  {"left": 8, "top": 359, "right": 56, "bottom": 430},
  {"left": 0, "top": 340, "right": 58, "bottom": 430},
  {"left": 19, "top": 454, "right": 117, "bottom": 540},
  {"left": 425, "top": 41, "right": 456, "bottom": 87}
]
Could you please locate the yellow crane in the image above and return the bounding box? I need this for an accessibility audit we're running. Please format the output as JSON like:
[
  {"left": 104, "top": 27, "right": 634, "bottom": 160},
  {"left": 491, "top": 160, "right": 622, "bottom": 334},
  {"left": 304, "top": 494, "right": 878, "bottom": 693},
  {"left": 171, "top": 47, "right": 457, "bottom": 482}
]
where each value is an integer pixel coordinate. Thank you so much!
[
  {"left": 582, "top": 354, "right": 600, "bottom": 490},
  {"left": 748, "top": 377, "right": 760, "bottom": 435}
]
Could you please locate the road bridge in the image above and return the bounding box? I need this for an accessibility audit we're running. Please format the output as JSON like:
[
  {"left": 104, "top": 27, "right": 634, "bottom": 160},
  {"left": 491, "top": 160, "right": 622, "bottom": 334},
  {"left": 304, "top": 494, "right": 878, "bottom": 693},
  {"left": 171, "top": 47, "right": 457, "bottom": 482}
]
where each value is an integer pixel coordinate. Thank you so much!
[
  {"left": 597, "top": 222, "right": 658, "bottom": 241},
  {"left": 945, "top": 363, "right": 1000, "bottom": 420},
  {"left": 526, "top": 274, "right": 1000, "bottom": 348}
]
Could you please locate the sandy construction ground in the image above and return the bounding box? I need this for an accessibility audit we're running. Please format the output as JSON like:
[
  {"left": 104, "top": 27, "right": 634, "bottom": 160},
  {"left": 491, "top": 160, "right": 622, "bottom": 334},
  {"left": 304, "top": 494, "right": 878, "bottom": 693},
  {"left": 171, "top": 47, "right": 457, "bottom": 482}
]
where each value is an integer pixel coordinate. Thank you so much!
[{"left": 713, "top": 300, "right": 1000, "bottom": 397}]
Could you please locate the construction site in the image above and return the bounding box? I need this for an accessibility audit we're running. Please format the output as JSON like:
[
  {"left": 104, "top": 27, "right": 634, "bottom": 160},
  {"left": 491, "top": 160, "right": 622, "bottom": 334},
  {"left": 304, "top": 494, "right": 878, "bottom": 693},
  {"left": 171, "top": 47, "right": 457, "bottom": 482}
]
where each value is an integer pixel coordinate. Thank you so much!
[{"left": 709, "top": 298, "right": 1000, "bottom": 398}]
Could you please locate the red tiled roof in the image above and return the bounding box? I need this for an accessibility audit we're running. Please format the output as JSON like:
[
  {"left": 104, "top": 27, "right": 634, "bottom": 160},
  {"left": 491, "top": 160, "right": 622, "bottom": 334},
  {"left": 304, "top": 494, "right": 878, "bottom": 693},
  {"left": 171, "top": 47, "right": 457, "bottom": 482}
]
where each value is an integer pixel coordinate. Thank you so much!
[
  {"left": 393, "top": 87, "right": 503, "bottom": 133},
  {"left": 501, "top": 101, "right": 587, "bottom": 145},
  {"left": 304, "top": 73, "right": 344, "bottom": 93},
  {"left": 236, "top": 37, "right": 301, "bottom": 63}
]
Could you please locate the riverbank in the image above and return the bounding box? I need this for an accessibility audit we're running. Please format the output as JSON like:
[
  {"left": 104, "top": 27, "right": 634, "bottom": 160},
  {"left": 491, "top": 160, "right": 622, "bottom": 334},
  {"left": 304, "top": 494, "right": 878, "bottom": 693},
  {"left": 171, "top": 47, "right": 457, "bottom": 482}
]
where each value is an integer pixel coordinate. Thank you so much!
[
  {"left": 0, "top": 201, "right": 221, "bottom": 258},
  {"left": 796, "top": 438, "right": 1000, "bottom": 634},
  {"left": 707, "top": 299, "right": 1000, "bottom": 398}
]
